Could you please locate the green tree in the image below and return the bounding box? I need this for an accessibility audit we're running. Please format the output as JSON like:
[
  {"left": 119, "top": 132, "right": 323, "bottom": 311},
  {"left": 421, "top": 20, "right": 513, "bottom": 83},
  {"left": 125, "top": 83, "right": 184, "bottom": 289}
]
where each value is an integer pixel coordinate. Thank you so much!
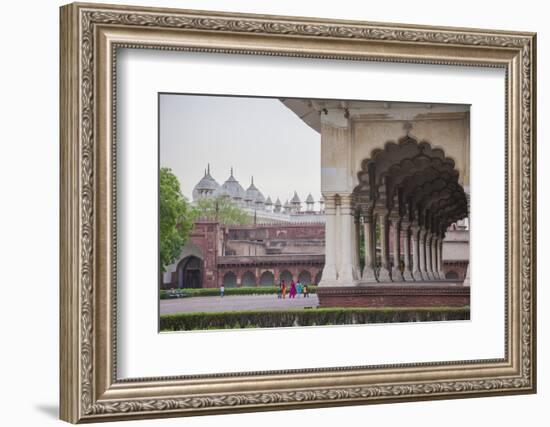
[
  {"left": 160, "top": 168, "right": 194, "bottom": 272},
  {"left": 193, "top": 196, "right": 251, "bottom": 225}
]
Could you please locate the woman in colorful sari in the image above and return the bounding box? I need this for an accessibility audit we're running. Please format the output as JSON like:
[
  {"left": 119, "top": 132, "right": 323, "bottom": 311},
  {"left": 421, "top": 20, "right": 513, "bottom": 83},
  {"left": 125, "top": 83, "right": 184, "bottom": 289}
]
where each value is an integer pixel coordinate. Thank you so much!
[
  {"left": 281, "top": 280, "right": 287, "bottom": 299},
  {"left": 289, "top": 280, "right": 297, "bottom": 298}
]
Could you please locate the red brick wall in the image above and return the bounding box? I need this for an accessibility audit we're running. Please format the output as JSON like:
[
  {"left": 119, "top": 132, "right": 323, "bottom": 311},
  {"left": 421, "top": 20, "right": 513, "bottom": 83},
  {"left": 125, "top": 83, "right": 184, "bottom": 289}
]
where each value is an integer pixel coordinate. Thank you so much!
[{"left": 317, "top": 286, "right": 470, "bottom": 308}]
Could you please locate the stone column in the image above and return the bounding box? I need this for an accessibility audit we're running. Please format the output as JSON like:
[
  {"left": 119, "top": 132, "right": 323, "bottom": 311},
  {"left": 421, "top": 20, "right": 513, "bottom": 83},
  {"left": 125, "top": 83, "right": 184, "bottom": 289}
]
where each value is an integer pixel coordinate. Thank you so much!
[
  {"left": 402, "top": 222, "right": 414, "bottom": 281},
  {"left": 391, "top": 215, "right": 404, "bottom": 281},
  {"left": 319, "top": 194, "right": 337, "bottom": 285},
  {"left": 354, "top": 215, "right": 361, "bottom": 276},
  {"left": 463, "top": 191, "right": 471, "bottom": 286},
  {"left": 425, "top": 232, "right": 434, "bottom": 280},
  {"left": 438, "top": 234, "right": 445, "bottom": 279},
  {"left": 361, "top": 208, "right": 377, "bottom": 282},
  {"left": 419, "top": 227, "right": 429, "bottom": 280},
  {"left": 411, "top": 224, "right": 422, "bottom": 280},
  {"left": 338, "top": 194, "right": 359, "bottom": 284},
  {"left": 431, "top": 235, "right": 439, "bottom": 280},
  {"left": 377, "top": 210, "right": 392, "bottom": 281}
]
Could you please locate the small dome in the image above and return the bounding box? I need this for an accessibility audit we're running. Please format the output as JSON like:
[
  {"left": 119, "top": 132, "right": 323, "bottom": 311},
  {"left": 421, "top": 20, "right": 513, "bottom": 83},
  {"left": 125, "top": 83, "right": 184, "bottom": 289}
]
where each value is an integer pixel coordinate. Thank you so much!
[
  {"left": 290, "top": 191, "right": 301, "bottom": 204},
  {"left": 274, "top": 198, "right": 282, "bottom": 207},
  {"left": 220, "top": 167, "right": 245, "bottom": 200},
  {"left": 306, "top": 193, "right": 315, "bottom": 203},
  {"left": 265, "top": 196, "right": 273, "bottom": 206},
  {"left": 192, "top": 164, "right": 219, "bottom": 200},
  {"left": 244, "top": 176, "right": 265, "bottom": 205}
]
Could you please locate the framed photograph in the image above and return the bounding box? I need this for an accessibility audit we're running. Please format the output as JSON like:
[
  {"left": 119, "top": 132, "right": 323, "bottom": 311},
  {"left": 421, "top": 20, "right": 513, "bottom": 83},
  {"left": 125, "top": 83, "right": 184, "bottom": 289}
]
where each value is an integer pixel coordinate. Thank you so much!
[{"left": 60, "top": 2, "right": 537, "bottom": 423}]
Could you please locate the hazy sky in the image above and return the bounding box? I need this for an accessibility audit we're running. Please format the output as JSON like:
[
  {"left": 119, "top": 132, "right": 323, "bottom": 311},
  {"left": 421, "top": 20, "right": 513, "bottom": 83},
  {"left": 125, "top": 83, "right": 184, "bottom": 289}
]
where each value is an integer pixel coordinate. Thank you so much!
[{"left": 160, "top": 94, "right": 321, "bottom": 204}]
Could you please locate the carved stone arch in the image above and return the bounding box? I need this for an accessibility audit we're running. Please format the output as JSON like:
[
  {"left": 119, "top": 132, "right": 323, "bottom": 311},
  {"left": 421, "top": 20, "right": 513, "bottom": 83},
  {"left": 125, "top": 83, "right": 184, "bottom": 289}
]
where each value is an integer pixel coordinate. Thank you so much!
[
  {"left": 241, "top": 271, "right": 256, "bottom": 287},
  {"left": 370, "top": 136, "right": 455, "bottom": 186},
  {"left": 423, "top": 185, "right": 467, "bottom": 213},
  {"left": 389, "top": 158, "right": 459, "bottom": 192},
  {"left": 259, "top": 271, "right": 275, "bottom": 286},
  {"left": 354, "top": 136, "right": 460, "bottom": 209},
  {"left": 279, "top": 270, "right": 293, "bottom": 284},
  {"left": 176, "top": 241, "right": 204, "bottom": 263},
  {"left": 222, "top": 271, "right": 237, "bottom": 288},
  {"left": 401, "top": 168, "right": 457, "bottom": 202},
  {"left": 176, "top": 255, "right": 203, "bottom": 289}
]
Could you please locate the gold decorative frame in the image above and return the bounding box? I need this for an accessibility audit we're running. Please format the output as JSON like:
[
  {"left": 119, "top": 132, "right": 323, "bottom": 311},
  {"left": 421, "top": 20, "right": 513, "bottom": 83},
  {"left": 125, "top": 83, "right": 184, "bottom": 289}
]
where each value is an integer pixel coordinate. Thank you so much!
[{"left": 59, "top": 2, "right": 537, "bottom": 423}]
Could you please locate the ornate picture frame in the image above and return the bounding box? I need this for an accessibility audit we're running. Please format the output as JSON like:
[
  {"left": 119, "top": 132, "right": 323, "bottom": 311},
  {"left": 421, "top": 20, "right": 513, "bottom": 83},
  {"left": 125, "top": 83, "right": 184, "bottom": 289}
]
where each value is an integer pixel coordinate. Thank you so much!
[{"left": 60, "top": 2, "right": 536, "bottom": 423}]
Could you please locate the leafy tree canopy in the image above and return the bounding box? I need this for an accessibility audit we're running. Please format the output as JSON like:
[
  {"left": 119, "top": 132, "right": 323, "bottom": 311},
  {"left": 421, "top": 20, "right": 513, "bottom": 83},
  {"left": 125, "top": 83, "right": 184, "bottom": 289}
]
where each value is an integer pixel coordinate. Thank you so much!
[
  {"left": 193, "top": 196, "right": 251, "bottom": 225},
  {"left": 159, "top": 168, "right": 194, "bottom": 272}
]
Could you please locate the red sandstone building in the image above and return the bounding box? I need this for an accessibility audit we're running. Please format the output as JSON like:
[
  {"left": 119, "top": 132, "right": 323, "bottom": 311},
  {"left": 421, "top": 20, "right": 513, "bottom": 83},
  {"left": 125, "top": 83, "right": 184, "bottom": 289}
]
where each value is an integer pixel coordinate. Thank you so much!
[{"left": 162, "top": 221, "right": 326, "bottom": 289}]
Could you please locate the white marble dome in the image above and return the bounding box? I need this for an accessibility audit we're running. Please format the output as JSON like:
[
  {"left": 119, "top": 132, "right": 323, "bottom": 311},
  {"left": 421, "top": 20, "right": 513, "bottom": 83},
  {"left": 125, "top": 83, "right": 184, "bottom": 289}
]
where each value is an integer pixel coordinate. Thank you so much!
[
  {"left": 192, "top": 165, "right": 220, "bottom": 201},
  {"left": 245, "top": 177, "right": 265, "bottom": 207},
  {"left": 220, "top": 168, "right": 245, "bottom": 201}
]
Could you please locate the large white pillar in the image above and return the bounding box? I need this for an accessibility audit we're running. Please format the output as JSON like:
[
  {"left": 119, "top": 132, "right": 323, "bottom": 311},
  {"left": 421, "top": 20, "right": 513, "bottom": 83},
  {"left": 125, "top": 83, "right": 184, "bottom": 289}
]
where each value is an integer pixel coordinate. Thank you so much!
[
  {"left": 377, "top": 209, "right": 392, "bottom": 282},
  {"left": 319, "top": 194, "right": 338, "bottom": 285},
  {"left": 338, "top": 194, "right": 359, "bottom": 284},
  {"left": 411, "top": 224, "right": 422, "bottom": 280},
  {"left": 419, "top": 227, "right": 429, "bottom": 280},
  {"left": 402, "top": 221, "right": 414, "bottom": 281},
  {"left": 362, "top": 208, "right": 377, "bottom": 282},
  {"left": 438, "top": 234, "right": 445, "bottom": 279},
  {"left": 391, "top": 215, "right": 404, "bottom": 281},
  {"left": 425, "top": 232, "right": 434, "bottom": 280},
  {"left": 463, "top": 192, "right": 471, "bottom": 286},
  {"left": 431, "top": 235, "right": 439, "bottom": 280},
  {"left": 353, "top": 214, "right": 361, "bottom": 281}
]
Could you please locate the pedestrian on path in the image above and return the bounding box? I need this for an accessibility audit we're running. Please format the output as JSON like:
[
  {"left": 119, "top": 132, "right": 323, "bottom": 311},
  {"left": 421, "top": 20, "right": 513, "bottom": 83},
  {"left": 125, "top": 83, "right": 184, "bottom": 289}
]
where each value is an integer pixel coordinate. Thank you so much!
[
  {"left": 220, "top": 284, "right": 225, "bottom": 298},
  {"left": 289, "top": 280, "right": 297, "bottom": 298},
  {"left": 303, "top": 284, "right": 308, "bottom": 298},
  {"left": 296, "top": 281, "right": 303, "bottom": 295},
  {"left": 281, "top": 280, "right": 287, "bottom": 299}
]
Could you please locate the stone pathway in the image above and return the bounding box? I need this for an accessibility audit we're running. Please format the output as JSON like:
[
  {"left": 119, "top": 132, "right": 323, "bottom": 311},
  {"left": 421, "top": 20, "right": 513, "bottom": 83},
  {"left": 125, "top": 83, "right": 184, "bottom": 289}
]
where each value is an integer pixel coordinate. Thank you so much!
[{"left": 160, "top": 294, "right": 319, "bottom": 314}]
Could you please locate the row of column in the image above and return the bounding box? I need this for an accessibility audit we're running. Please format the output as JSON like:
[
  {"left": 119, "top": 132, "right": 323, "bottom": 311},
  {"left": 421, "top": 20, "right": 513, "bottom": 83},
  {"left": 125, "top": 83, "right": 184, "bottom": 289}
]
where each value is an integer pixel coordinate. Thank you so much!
[
  {"left": 321, "top": 194, "right": 446, "bottom": 286},
  {"left": 362, "top": 210, "right": 445, "bottom": 283}
]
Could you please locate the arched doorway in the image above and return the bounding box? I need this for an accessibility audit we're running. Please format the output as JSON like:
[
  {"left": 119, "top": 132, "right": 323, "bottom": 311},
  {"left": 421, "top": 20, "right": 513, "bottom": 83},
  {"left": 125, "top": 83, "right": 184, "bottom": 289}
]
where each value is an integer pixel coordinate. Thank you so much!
[
  {"left": 259, "top": 271, "right": 275, "bottom": 286},
  {"left": 177, "top": 256, "right": 203, "bottom": 288},
  {"left": 241, "top": 271, "right": 256, "bottom": 287},
  {"left": 222, "top": 272, "right": 237, "bottom": 288},
  {"left": 298, "top": 270, "right": 312, "bottom": 285},
  {"left": 279, "top": 270, "right": 293, "bottom": 284}
]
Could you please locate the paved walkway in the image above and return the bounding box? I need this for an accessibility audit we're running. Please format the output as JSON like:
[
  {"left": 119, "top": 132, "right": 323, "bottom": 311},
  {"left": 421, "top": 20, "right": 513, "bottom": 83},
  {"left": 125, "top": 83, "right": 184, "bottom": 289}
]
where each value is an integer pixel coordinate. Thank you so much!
[{"left": 160, "top": 294, "right": 319, "bottom": 314}]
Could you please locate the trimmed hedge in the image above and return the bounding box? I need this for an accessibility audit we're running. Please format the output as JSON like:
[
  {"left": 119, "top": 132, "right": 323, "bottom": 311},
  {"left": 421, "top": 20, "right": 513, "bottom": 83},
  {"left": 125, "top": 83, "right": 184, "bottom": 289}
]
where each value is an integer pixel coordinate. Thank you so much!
[
  {"left": 160, "top": 286, "right": 318, "bottom": 299},
  {"left": 160, "top": 307, "right": 470, "bottom": 331}
]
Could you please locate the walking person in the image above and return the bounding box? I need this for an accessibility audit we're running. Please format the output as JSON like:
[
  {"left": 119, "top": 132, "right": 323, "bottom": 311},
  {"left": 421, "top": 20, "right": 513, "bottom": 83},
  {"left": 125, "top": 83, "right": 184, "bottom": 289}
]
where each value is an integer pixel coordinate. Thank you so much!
[
  {"left": 277, "top": 281, "right": 282, "bottom": 299},
  {"left": 296, "top": 281, "right": 303, "bottom": 296},
  {"left": 303, "top": 284, "right": 308, "bottom": 298},
  {"left": 281, "top": 280, "right": 287, "bottom": 299},
  {"left": 220, "top": 284, "right": 225, "bottom": 298},
  {"left": 289, "top": 280, "right": 297, "bottom": 298}
]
